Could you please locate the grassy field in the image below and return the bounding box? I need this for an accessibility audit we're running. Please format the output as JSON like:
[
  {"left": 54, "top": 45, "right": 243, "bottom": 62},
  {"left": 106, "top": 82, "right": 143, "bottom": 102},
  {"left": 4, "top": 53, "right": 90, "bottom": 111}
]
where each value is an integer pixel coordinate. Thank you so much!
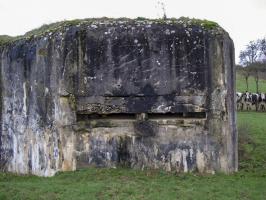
[
  {"left": 0, "top": 112, "right": 266, "bottom": 200},
  {"left": 236, "top": 73, "right": 266, "bottom": 92}
]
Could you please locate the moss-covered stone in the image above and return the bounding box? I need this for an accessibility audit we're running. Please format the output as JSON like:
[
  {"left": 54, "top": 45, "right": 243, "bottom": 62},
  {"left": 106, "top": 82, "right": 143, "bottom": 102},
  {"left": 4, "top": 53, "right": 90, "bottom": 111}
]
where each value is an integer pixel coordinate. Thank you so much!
[{"left": 0, "top": 17, "right": 225, "bottom": 48}]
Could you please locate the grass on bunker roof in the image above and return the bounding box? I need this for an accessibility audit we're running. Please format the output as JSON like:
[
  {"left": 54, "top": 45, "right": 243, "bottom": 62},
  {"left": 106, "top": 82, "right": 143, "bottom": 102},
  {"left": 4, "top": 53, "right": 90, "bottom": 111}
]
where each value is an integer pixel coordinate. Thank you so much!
[
  {"left": 0, "top": 16, "right": 221, "bottom": 47},
  {"left": 0, "top": 72, "right": 266, "bottom": 200}
]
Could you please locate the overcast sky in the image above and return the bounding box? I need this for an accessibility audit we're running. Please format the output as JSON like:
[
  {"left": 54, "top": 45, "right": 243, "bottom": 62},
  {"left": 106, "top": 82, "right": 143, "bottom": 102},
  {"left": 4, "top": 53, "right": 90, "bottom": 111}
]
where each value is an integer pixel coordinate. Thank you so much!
[{"left": 0, "top": 0, "right": 266, "bottom": 63}]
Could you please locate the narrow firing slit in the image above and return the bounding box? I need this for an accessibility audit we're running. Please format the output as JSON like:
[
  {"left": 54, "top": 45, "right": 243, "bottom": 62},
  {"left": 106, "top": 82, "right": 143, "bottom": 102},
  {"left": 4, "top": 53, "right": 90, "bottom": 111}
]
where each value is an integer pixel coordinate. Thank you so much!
[
  {"left": 76, "top": 112, "right": 207, "bottom": 121},
  {"left": 147, "top": 112, "right": 206, "bottom": 119},
  {"left": 76, "top": 113, "right": 136, "bottom": 121}
]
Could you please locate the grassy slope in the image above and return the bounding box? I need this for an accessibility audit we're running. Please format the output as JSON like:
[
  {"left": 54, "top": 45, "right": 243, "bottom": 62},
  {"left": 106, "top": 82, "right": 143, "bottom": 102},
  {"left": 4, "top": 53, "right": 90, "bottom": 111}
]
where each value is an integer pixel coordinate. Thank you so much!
[
  {"left": 0, "top": 112, "right": 266, "bottom": 200},
  {"left": 238, "top": 112, "right": 266, "bottom": 172},
  {"left": 236, "top": 73, "right": 266, "bottom": 92},
  {"left": 0, "top": 73, "right": 266, "bottom": 200}
]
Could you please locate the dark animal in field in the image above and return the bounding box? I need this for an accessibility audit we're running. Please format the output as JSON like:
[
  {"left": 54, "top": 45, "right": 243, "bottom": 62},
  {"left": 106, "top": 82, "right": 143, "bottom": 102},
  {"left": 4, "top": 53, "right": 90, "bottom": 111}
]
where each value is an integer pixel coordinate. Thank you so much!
[
  {"left": 236, "top": 91, "right": 266, "bottom": 111},
  {"left": 251, "top": 93, "right": 259, "bottom": 111},
  {"left": 258, "top": 93, "right": 266, "bottom": 111},
  {"left": 236, "top": 92, "right": 244, "bottom": 110},
  {"left": 243, "top": 92, "right": 252, "bottom": 111}
]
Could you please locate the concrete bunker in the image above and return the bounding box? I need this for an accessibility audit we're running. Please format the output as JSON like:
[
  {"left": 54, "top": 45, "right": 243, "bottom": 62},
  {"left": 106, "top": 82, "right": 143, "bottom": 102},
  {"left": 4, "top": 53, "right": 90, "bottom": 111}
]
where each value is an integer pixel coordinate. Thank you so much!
[{"left": 0, "top": 18, "right": 237, "bottom": 176}]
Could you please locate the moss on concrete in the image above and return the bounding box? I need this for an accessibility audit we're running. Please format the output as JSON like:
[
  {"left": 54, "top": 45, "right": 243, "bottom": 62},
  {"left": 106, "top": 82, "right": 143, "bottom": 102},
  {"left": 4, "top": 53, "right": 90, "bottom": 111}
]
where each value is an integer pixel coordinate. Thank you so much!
[
  {"left": 0, "top": 35, "right": 15, "bottom": 46},
  {"left": 69, "top": 94, "right": 77, "bottom": 111},
  {"left": 177, "top": 17, "right": 219, "bottom": 29},
  {"left": 0, "top": 17, "right": 224, "bottom": 48}
]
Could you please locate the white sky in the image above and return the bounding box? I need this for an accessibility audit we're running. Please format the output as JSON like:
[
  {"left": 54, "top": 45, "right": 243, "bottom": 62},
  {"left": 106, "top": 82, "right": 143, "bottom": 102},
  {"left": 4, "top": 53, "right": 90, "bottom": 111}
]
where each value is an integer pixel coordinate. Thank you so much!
[{"left": 0, "top": 0, "right": 266, "bottom": 63}]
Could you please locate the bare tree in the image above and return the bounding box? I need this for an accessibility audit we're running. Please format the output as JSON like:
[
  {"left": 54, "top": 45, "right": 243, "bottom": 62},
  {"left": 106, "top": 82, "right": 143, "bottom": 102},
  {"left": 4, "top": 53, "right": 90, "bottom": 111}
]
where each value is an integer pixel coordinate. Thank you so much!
[
  {"left": 237, "top": 65, "right": 251, "bottom": 91},
  {"left": 259, "top": 37, "right": 266, "bottom": 61},
  {"left": 239, "top": 41, "right": 260, "bottom": 66},
  {"left": 249, "top": 62, "right": 266, "bottom": 93},
  {"left": 257, "top": 37, "right": 266, "bottom": 80},
  {"left": 253, "top": 67, "right": 259, "bottom": 93},
  {"left": 239, "top": 40, "right": 262, "bottom": 91},
  {"left": 239, "top": 51, "right": 248, "bottom": 66}
]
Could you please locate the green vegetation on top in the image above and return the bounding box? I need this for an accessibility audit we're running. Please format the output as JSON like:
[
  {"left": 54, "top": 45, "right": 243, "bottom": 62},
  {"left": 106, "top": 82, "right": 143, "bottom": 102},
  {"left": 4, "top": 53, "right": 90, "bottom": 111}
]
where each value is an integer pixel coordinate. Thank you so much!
[
  {"left": 176, "top": 16, "right": 219, "bottom": 30},
  {"left": 0, "top": 35, "right": 14, "bottom": 46},
  {"left": 0, "top": 112, "right": 266, "bottom": 200},
  {"left": 0, "top": 17, "right": 223, "bottom": 47}
]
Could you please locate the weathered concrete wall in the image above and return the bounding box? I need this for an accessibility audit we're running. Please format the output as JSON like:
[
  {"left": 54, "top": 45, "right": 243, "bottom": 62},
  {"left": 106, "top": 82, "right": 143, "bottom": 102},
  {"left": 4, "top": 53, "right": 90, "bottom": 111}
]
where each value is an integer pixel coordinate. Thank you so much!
[{"left": 0, "top": 18, "right": 237, "bottom": 176}]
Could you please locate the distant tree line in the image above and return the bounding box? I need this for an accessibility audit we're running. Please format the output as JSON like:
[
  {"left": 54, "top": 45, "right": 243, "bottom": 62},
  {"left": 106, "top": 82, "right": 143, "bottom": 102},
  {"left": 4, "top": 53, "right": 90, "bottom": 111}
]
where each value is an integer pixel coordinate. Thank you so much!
[{"left": 237, "top": 37, "right": 266, "bottom": 93}]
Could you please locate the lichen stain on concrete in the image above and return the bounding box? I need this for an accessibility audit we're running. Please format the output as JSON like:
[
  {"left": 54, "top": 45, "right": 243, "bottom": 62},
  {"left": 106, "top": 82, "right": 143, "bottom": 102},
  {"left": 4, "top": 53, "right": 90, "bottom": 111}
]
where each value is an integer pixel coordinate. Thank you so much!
[{"left": 0, "top": 18, "right": 237, "bottom": 176}]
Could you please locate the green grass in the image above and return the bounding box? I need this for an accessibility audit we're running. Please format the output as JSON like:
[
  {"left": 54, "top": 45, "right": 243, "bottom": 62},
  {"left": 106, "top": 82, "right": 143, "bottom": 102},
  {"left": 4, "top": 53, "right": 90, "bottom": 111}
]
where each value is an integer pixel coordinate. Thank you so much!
[
  {"left": 236, "top": 73, "right": 266, "bottom": 92},
  {"left": 0, "top": 112, "right": 266, "bottom": 200},
  {"left": 238, "top": 112, "right": 266, "bottom": 172}
]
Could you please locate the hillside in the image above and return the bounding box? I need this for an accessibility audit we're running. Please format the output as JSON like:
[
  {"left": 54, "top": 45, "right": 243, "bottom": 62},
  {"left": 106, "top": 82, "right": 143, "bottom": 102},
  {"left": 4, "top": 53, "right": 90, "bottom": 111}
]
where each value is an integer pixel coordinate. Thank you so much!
[{"left": 236, "top": 73, "right": 266, "bottom": 93}]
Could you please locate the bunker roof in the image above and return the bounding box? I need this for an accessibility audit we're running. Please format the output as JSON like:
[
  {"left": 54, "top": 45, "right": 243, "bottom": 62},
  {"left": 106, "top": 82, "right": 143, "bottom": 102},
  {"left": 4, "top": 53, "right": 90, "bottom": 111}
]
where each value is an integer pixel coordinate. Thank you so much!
[{"left": 0, "top": 17, "right": 227, "bottom": 47}]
